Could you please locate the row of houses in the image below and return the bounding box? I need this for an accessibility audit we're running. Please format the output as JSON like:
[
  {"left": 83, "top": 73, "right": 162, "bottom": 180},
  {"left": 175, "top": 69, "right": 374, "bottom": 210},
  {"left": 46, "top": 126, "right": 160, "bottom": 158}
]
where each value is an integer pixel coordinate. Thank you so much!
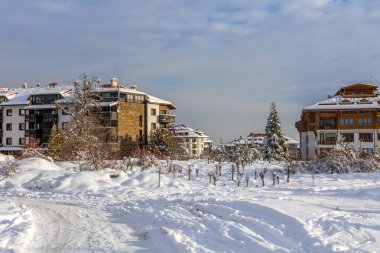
[
  {"left": 220, "top": 133, "right": 300, "bottom": 159},
  {"left": 0, "top": 78, "right": 176, "bottom": 156},
  {"left": 296, "top": 82, "right": 380, "bottom": 160}
]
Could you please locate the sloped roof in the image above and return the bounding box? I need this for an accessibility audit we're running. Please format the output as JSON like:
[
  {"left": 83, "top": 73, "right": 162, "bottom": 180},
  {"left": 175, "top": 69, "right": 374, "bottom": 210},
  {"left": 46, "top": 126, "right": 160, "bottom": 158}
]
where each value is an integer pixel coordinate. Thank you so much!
[
  {"left": 146, "top": 94, "right": 176, "bottom": 109},
  {"left": 303, "top": 95, "right": 380, "bottom": 111}
]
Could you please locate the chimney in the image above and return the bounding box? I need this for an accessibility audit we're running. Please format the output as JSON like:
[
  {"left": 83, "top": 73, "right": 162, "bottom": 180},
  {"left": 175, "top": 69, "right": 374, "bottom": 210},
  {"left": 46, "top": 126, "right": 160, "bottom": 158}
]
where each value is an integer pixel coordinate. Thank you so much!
[
  {"left": 96, "top": 79, "right": 102, "bottom": 86},
  {"left": 21, "top": 83, "right": 28, "bottom": 89},
  {"left": 111, "top": 78, "right": 118, "bottom": 87},
  {"left": 130, "top": 84, "right": 138, "bottom": 90},
  {"left": 49, "top": 82, "right": 58, "bottom": 88}
]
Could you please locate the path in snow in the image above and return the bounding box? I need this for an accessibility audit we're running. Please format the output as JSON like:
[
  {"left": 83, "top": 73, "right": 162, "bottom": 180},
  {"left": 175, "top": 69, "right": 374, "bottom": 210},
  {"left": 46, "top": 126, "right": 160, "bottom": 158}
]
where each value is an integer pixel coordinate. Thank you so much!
[{"left": 12, "top": 198, "right": 137, "bottom": 253}]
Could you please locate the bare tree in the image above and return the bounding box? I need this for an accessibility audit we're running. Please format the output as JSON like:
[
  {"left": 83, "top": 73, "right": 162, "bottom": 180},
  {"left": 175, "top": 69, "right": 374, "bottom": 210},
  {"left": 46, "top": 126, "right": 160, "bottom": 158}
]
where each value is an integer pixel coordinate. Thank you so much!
[
  {"left": 272, "top": 170, "right": 277, "bottom": 186},
  {"left": 0, "top": 156, "right": 19, "bottom": 178},
  {"left": 187, "top": 165, "right": 192, "bottom": 181},
  {"left": 284, "top": 158, "right": 293, "bottom": 183},
  {"left": 56, "top": 73, "right": 107, "bottom": 170},
  {"left": 259, "top": 168, "right": 267, "bottom": 187},
  {"left": 245, "top": 175, "right": 250, "bottom": 187},
  {"left": 158, "top": 165, "right": 164, "bottom": 187},
  {"left": 231, "top": 164, "right": 235, "bottom": 181},
  {"left": 237, "top": 173, "right": 242, "bottom": 187}
]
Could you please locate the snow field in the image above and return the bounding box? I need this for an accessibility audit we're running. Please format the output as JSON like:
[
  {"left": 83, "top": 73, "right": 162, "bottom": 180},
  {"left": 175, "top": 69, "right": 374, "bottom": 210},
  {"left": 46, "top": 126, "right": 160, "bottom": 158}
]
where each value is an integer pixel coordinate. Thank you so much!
[
  {"left": 0, "top": 199, "right": 33, "bottom": 253},
  {"left": 0, "top": 158, "right": 379, "bottom": 252}
]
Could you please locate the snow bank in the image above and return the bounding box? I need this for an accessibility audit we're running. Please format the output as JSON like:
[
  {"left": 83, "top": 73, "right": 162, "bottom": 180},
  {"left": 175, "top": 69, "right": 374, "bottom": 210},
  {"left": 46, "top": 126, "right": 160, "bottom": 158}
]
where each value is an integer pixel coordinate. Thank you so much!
[{"left": 0, "top": 199, "right": 33, "bottom": 253}]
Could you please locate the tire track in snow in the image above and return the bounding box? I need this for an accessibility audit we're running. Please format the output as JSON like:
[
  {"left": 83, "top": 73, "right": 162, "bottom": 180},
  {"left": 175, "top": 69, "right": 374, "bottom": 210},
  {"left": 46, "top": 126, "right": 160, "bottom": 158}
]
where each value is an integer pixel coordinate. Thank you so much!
[{"left": 12, "top": 198, "right": 135, "bottom": 253}]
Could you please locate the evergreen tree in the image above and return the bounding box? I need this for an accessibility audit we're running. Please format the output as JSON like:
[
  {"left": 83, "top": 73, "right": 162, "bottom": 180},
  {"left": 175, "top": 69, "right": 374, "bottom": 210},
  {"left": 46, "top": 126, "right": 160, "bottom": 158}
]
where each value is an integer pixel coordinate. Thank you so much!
[
  {"left": 264, "top": 102, "right": 288, "bottom": 161},
  {"left": 48, "top": 124, "right": 64, "bottom": 160}
]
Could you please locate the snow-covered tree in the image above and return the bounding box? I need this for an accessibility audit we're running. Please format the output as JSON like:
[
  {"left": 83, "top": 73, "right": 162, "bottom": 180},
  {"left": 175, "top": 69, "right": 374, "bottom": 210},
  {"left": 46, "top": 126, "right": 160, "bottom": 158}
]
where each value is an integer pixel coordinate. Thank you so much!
[
  {"left": 263, "top": 103, "right": 288, "bottom": 161},
  {"left": 57, "top": 74, "right": 107, "bottom": 170}
]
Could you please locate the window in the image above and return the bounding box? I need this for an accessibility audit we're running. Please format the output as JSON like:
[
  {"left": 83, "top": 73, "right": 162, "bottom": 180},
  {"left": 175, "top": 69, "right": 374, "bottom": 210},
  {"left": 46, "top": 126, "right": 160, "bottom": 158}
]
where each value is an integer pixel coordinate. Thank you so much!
[
  {"left": 151, "top": 108, "right": 156, "bottom": 116},
  {"left": 135, "top": 95, "right": 144, "bottom": 103},
  {"left": 6, "top": 123, "right": 12, "bottom": 131},
  {"left": 139, "top": 115, "right": 143, "bottom": 127},
  {"left": 359, "top": 133, "right": 373, "bottom": 142},
  {"left": 19, "top": 123, "right": 25, "bottom": 130},
  {"left": 127, "top": 94, "right": 134, "bottom": 102},
  {"left": 151, "top": 123, "right": 156, "bottom": 130},
  {"left": 359, "top": 117, "right": 372, "bottom": 126},
  {"left": 319, "top": 118, "right": 336, "bottom": 129},
  {"left": 340, "top": 118, "right": 354, "bottom": 126},
  {"left": 6, "top": 109, "right": 12, "bottom": 116},
  {"left": 139, "top": 130, "right": 143, "bottom": 142},
  {"left": 362, "top": 148, "right": 373, "bottom": 155},
  {"left": 62, "top": 122, "right": 68, "bottom": 129},
  {"left": 19, "top": 109, "right": 26, "bottom": 116},
  {"left": 160, "top": 110, "right": 167, "bottom": 115},
  {"left": 319, "top": 133, "right": 336, "bottom": 145},
  {"left": 31, "top": 95, "right": 59, "bottom": 105},
  {"left": 340, "top": 133, "right": 354, "bottom": 142},
  {"left": 19, "top": 137, "right": 25, "bottom": 145},
  {"left": 6, "top": 138, "right": 12, "bottom": 145}
]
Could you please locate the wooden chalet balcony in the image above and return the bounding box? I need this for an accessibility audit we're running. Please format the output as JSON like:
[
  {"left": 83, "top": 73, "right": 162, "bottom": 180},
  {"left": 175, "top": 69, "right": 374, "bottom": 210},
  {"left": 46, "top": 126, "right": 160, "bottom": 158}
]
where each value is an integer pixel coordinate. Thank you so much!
[
  {"left": 159, "top": 114, "right": 175, "bottom": 124},
  {"left": 318, "top": 125, "right": 336, "bottom": 130},
  {"left": 318, "top": 140, "right": 336, "bottom": 145}
]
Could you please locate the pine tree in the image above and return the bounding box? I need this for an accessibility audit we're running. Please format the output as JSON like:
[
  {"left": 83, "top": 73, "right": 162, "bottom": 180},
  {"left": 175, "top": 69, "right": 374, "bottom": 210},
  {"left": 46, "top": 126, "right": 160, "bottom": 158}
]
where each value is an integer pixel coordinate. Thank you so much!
[
  {"left": 264, "top": 102, "right": 288, "bottom": 161},
  {"left": 48, "top": 124, "right": 64, "bottom": 160}
]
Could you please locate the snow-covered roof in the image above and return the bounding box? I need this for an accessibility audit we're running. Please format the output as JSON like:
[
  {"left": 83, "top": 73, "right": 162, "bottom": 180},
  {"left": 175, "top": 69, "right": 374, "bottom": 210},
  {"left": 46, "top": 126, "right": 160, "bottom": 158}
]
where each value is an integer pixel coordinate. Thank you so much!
[
  {"left": 28, "top": 86, "right": 71, "bottom": 96},
  {"left": 0, "top": 146, "right": 25, "bottom": 151},
  {"left": 223, "top": 135, "right": 298, "bottom": 147},
  {"left": 304, "top": 94, "right": 380, "bottom": 111},
  {"left": 24, "top": 104, "right": 57, "bottom": 110},
  {"left": 0, "top": 81, "right": 176, "bottom": 109},
  {"left": 0, "top": 88, "right": 35, "bottom": 106},
  {"left": 95, "top": 86, "right": 147, "bottom": 95},
  {"left": 94, "top": 85, "right": 176, "bottom": 108},
  {"left": 171, "top": 124, "right": 212, "bottom": 140},
  {"left": 146, "top": 95, "right": 176, "bottom": 109},
  {"left": 96, "top": 102, "right": 118, "bottom": 107},
  {"left": 0, "top": 86, "right": 71, "bottom": 106}
]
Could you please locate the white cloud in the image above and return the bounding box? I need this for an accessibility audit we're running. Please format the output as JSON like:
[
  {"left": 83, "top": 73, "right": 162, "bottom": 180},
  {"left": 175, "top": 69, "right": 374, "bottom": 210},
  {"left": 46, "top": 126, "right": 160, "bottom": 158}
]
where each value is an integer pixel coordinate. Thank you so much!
[{"left": 1, "top": 0, "right": 380, "bottom": 141}]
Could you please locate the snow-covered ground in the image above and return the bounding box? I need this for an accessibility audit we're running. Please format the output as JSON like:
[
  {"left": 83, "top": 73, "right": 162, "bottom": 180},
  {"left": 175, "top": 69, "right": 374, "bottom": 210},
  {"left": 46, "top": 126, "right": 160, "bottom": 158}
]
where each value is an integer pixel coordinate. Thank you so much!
[{"left": 0, "top": 157, "right": 379, "bottom": 253}]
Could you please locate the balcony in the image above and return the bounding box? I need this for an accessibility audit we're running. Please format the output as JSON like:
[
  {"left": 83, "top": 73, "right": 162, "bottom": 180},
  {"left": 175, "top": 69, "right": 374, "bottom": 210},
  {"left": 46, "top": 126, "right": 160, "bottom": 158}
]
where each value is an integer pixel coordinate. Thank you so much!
[
  {"left": 43, "top": 113, "right": 58, "bottom": 122},
  {"left": 110, "top": 112, "right": 118, "bottom": 120},
  {"left": 159, "top": 114, "right": 175, "bottom": 124},
  {"left": 25, "top": 114, "right": 37, "bottom": 122},
  {"left": 318, "top": 140, "right": 336, "bottom": 145},
  {"left": 319, "top": 125, "right": 337, "bottom": 130},
  {"left": 25, "top": 129, "right": 39, "bottom": 136}
]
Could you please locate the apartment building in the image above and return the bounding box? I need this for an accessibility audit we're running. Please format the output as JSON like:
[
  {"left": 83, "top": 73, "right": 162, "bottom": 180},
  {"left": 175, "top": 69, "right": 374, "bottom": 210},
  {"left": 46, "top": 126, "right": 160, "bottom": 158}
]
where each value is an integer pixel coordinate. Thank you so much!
[
  {"left": 296, "top": 82, "right": 380, "bottom": 160},
  {"left": 0, "top": 78, "right": 176, "bottom": 157},
  {"left": 171, "top": 124, "right": 213, "bottom": 157}
]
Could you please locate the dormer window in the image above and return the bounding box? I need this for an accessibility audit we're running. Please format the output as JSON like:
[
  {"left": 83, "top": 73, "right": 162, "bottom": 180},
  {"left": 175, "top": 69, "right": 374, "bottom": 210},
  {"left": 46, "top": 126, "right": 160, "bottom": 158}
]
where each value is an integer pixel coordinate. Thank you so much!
[
  {"left": 341, "top": 99, "right": 353, "bottom": 104},
  {"left": 358, "top": 98, "right": 370, "bottom": 104}
]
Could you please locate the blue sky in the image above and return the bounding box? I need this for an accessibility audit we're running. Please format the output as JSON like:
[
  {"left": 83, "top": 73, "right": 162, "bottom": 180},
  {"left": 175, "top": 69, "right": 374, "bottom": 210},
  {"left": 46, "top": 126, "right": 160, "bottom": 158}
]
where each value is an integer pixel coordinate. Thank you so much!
[{"left": 1, "top": 0, "right": 380, "bottom": 142}]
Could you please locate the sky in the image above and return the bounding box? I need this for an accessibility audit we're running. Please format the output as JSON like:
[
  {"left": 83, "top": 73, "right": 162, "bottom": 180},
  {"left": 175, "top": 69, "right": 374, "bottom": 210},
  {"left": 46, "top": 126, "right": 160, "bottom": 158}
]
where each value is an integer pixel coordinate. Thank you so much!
[{"left": 1, "top": 0, "right": 380, "bottom": 143}]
